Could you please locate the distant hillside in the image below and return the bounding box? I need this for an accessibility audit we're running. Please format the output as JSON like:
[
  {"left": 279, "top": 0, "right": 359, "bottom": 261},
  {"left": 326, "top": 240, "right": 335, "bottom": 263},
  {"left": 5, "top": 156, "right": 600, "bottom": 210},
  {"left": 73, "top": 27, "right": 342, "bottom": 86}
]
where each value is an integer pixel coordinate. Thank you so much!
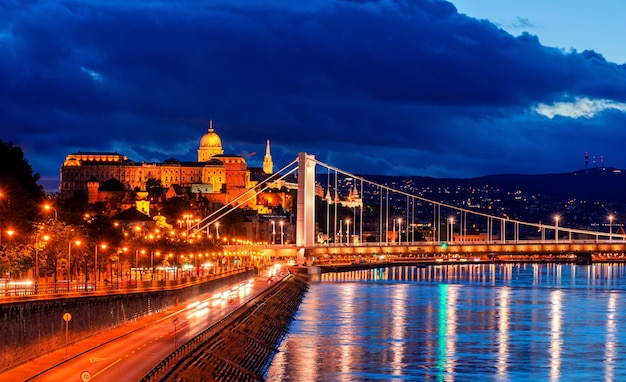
[{"left": 362, "top": 167, "right": 626, "bottom": 204}]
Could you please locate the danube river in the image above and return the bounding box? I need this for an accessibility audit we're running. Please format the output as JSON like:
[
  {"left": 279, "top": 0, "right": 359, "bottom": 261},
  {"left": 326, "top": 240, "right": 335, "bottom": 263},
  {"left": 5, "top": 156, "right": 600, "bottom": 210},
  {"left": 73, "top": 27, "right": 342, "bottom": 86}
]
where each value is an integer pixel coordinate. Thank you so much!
[{"left": 265, "top": 263, "right": 626, "bottom": 381}]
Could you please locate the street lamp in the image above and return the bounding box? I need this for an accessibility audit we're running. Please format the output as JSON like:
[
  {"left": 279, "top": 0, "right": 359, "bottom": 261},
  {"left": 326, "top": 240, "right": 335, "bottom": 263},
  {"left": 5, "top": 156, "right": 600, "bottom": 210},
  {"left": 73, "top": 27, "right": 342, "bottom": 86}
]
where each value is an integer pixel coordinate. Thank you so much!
[
  {"left": 215, "top": 222, "right": 220, "bottom": 239},
  {"left": 339, "top": 219, "right": 343, "bottom": 245},
  {"left": 554, "top": 215, "right": 560, "bottom": 242},
  {"left": 68, "top": 239, "right": 81, "bottom": 291},
  {"left": 95, "top": 244, "right": 106, "bottom": 284},
  {"left": 280, "top": 221, "right": 284, "bottom": 246},
  {"left": 271, "top": 220, "right": 276, "bottom": 245},
  {"left": 1, "top": 228, "right": 15, "bottom": 246},
  {"left": 44, "top": 204, "right": 58, "bottom": 219},
  {"left": 345, "top": 219, "right": 350, "bottom": 245},
  {"left": 609, "top": 214, "right": 614, "bottom": 241},
  {"left": 397, "top": 218, "right": 402, "bottom": 245},
  {"left": 449, "top": 217, "right": 455, "bottom": 242},
  {"left": 134, "top": 248, "right": 145, "bottom": 281},
  {"left": 34, "top": 228, "right": 49, "bottom": 291}
]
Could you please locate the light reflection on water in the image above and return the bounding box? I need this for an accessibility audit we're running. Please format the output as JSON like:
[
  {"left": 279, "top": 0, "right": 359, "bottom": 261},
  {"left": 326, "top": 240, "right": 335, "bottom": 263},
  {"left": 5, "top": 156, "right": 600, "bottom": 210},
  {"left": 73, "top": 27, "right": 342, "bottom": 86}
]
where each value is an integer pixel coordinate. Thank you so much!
[{"left": 266, "top": 263, "right": 626, "bottom": 381}]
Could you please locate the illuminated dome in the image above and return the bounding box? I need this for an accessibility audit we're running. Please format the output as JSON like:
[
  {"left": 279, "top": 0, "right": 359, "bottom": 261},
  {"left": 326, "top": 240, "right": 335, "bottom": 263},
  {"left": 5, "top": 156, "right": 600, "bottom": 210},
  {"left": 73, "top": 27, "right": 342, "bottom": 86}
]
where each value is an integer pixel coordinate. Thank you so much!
[
  {"left": 197, "top": 120, "right": 224, "bottom": 162},
  {"left": 200, "top": 123, "right": 222, "bottom": 149}
]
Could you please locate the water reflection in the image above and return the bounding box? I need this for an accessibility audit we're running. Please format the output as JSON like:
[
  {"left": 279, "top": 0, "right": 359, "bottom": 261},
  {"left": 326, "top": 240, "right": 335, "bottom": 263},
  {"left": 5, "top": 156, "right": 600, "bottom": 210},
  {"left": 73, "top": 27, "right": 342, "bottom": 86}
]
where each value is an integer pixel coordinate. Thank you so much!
[
  {"left": 267, "top": 263, "right": 626, "bottom": 381},
  {"left": 605, "top": 292, "right": 617, "bottom": 381},
  {"left": 496, "top": 287, "right": 510, "bottom": 379},
  {"left": 550, "top": 289, "right": 562, "bottom": 381}
]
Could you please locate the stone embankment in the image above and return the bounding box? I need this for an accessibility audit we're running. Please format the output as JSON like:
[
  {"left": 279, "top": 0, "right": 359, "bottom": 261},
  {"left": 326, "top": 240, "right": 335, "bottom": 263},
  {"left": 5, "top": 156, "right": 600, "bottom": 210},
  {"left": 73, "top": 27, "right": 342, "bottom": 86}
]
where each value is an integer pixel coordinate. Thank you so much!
[{"left": 142, "top": 275, "right": 308, "bottom": 382}]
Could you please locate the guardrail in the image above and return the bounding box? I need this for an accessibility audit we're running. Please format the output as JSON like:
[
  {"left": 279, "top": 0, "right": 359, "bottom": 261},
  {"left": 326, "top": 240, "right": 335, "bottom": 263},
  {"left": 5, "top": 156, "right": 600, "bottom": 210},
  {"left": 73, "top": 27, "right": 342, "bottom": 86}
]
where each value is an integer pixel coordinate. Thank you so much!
[{"left": 0, "top": 268, "right": 250, "bottom": 299}]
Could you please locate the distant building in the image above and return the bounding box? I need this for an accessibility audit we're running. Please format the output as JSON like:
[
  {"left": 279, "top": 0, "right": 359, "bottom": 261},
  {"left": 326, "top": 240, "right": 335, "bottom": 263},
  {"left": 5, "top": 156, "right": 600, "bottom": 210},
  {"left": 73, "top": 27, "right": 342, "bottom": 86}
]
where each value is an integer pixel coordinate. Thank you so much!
[{"left": 59, "top": 122, "right": 274, "bottom": 209}]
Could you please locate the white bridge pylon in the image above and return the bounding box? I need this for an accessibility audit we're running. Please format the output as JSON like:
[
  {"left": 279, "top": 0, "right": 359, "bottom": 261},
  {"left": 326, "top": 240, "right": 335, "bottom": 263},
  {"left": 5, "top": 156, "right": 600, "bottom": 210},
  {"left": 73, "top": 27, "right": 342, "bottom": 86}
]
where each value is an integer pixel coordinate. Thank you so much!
[{"left": 187, "top": 153, "right": 626, "bottom": 253}]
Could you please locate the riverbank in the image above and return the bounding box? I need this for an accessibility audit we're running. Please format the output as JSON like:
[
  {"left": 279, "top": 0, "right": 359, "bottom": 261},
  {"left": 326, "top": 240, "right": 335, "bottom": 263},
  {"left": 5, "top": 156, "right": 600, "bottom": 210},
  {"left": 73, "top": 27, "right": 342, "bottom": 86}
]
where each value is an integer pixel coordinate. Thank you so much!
[{"left": 148, "top": 275, "right": 308, "bottom": 381}]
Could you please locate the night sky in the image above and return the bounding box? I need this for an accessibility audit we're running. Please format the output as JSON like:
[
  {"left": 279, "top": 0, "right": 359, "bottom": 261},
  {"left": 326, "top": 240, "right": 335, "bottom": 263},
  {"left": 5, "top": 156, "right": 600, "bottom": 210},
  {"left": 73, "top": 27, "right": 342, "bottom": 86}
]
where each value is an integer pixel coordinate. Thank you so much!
[{"left": 2, "top": 0, "right": 626, "bottom": 192}]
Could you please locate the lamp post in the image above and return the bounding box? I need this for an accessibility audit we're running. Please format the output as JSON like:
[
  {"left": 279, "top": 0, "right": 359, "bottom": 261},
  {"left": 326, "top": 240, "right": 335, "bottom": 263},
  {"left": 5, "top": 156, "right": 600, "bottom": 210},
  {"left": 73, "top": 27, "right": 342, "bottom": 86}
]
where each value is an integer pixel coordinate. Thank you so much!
[
  {"left": 345, "top": 219, "right": 350, "bottom": 245},
  {"left": 68, "top": 240, "right": 80, "bottom": 291},
  {"left": 271, "top": 220, "right": 276, "bottom": 245},
  {"left": 449, "top": 217, "right": 455, "bottom": 242},
  {"left": 555, "top": 215, "right": 560, "bottom": 242},
  {"left": 95, "top": 244, "right": 106, "bottom": 284},
  {"left": 44, "top": 204, "right": 58, "bottom": 219},
  {"left": 215, "top": 222, "right": 220, "bottom": 239},
  {"left": 1, "top": 228, "right": 15, "bottom": 246},
  {"left": 34, "top": 229, "right": 49, "bottom": 292},
  {"left": 280, "top": 221, "right": 284, "bottom": 246},
  {"left": 339, "top": 219, "right": 343, "bottom": 245},
  {"left": 609, "top": 215, "right": 614, "bottom": 241},
  {"left": 397, "top": 218, "right": 402, "bottom": 245}
]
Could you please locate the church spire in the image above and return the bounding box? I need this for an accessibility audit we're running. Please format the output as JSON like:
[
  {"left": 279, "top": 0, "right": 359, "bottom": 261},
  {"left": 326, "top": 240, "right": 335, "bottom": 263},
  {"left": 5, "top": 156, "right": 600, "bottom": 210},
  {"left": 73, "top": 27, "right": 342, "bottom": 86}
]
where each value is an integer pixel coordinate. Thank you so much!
[{"left": 263, "top": 139, "right": 273, "bottom": 174}]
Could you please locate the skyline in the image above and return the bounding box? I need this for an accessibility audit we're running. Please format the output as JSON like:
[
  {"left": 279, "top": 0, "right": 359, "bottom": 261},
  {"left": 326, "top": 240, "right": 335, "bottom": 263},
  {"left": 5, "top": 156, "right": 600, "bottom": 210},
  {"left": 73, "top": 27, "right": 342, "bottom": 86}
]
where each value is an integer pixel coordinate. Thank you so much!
[{"left": 1, "top": 0, "right": 626, "bottom": 192}]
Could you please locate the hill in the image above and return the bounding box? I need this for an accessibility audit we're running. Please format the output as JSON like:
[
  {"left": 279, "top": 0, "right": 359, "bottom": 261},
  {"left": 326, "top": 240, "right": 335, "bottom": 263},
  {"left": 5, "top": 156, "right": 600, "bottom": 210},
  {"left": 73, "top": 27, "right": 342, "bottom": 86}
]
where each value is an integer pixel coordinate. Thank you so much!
[{"left": 363, "top": 167, "right": 626, "bottom": 204}]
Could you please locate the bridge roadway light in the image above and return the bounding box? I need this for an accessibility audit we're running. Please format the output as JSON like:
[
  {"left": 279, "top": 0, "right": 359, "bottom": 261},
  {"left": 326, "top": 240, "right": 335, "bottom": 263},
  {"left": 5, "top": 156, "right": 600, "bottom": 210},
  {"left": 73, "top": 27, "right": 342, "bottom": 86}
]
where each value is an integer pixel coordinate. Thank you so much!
[
  {"left": 280, "top": 221, "right": 284, "bottom": 246},
  {"left": 448, "top": 217, "right": 455, "bottom": 242},
  {"left": 271, "top": 220, "right": 276, "bottom": 245},
  {"left": 397, "top": 218, "right": 402, "bottom": 245},
  {"left": 346, "top": 219, "right": 350, "bottom": 244},
  {"left": 609, "top": 215, "right": 614, "bottom": 241},
  {"left": 554, "top": 215, "right": 560, "bottom": 242}
]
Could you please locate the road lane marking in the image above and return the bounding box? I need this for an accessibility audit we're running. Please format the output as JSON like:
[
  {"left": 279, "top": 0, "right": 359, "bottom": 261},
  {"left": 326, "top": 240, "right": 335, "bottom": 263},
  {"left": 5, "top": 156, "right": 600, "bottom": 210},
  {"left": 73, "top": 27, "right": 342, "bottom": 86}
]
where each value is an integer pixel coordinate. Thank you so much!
[{"left": 92, "top": 358, "right": 121, "bottom": 379}]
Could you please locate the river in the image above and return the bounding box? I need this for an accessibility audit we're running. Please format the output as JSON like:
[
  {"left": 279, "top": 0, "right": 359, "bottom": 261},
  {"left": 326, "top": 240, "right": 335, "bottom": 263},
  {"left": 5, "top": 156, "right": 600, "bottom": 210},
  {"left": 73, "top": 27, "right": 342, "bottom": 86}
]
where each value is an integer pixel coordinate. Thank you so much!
[{"left": 265, "top": 263, "right": 626, "bottom": 381}]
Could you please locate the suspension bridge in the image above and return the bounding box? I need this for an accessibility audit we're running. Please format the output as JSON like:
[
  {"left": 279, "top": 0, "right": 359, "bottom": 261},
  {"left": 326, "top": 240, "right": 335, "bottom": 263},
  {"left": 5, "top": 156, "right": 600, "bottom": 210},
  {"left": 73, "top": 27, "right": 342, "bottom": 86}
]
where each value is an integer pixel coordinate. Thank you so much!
[{"left": 187, "top": 153, "right": 626, "bottom": 266}]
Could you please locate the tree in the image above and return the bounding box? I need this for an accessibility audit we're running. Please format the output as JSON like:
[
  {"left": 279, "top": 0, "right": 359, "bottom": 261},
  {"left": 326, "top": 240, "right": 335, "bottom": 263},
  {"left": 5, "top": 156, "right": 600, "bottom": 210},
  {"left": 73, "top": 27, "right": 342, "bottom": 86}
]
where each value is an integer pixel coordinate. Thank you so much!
[
  {"left": 146, "top": 178, "right": 164, "bottom": 200},
  {"left": 0, "top": 140, "right": 46, "bottom": 243},
  {"left": 100, "top": 178, "right": 125, "bottom": 192},
  {"left": 161, "top": 197, "right": 192, "bottom": 222}
]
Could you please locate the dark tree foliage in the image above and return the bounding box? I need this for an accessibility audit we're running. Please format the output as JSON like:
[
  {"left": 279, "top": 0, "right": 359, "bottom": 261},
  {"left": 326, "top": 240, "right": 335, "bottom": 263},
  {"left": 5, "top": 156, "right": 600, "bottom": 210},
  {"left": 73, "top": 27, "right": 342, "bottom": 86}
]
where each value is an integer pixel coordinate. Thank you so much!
[
  {"left": 146, "top": 178, "right": 164, "bottom": 198},
  {"left": 161, "top": 197, "right": 192, "bottom": 220},
  {"left": 0, "top": 139, "right": 45, "bottom": 238},
  {"left": 100, "top": 178, "right": 125, "bottom": 191}
]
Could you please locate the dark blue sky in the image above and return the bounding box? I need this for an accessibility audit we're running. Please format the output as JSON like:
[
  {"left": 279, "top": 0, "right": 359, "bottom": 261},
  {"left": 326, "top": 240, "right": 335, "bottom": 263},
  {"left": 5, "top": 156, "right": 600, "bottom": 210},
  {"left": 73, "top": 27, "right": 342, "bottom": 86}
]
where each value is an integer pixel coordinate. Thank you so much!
[{"left": 2, "top": 0, "right": 626, "bottom": 192}]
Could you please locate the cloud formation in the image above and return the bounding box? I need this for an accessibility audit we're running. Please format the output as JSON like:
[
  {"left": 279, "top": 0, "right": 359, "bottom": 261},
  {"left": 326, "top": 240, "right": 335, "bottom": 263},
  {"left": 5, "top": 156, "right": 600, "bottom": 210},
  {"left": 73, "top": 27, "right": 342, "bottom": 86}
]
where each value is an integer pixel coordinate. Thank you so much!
[
  {"left": 1, "top": 0, "right": 625, "bottom": 191},
  {"left": 535, "top": 98, "right": 626, "bottom": 119}
]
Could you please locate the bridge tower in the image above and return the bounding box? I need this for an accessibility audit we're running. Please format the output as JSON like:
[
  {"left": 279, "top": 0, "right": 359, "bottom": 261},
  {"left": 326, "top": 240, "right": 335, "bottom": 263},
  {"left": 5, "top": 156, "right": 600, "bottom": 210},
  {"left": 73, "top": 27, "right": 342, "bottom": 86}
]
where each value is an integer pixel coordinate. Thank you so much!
[{"left": 296, "top": 152, "right": 316, "bottom": 265}]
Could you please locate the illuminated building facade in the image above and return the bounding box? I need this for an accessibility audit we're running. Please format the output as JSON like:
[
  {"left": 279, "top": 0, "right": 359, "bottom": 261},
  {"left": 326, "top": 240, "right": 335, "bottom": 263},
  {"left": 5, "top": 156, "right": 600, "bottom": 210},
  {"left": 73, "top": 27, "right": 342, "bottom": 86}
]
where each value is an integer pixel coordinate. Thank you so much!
[{"left": 59, "top": 123, "right": 273, "bottom": 206}]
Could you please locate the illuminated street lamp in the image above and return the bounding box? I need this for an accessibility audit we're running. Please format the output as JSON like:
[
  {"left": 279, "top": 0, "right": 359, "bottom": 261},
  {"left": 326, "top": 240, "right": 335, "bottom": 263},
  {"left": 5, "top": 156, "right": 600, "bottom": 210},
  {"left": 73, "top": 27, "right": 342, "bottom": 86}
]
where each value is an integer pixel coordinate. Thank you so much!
[
  {"left": 280, "top": 221, "right": 284, "bottom": 246},
  {"left": 397, "top": 218, "right": 402, "bottom": 245},
  {"left": 44, "top": 204, "right": 58, "bottom": 219},
  {"left": 609, "top": 214, "right": 614, "bottom": 241},
  {"left": 448, "top": 217, "right": 455, "bottom": 242},
  {"left": 1, "top": 228, "right": 15, "bottom": 246},
  {"left": 215, "top": 222, "right": 220, "bottom": 239},
  {"left": 339, "top": 219, "right": 343, "bottom": 245},
  {"left": 554, "top": 215, "right": 560, "bottom": 242},
  {"left": 271, "top": 220, "right": 276, "bottom": 245},
  {"left": 345, "top": 219, "right": 350, "bottom": 245},
  {"left": 34, "top": 228, "right": 49, "bottom": 290}
]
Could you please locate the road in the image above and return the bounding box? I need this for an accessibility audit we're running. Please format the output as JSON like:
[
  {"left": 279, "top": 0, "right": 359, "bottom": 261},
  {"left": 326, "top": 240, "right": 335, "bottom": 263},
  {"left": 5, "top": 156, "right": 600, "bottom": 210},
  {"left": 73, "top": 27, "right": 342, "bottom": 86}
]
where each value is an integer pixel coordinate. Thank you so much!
[{"left": 2, "top": 265, "right": 286, "bottom": 382}]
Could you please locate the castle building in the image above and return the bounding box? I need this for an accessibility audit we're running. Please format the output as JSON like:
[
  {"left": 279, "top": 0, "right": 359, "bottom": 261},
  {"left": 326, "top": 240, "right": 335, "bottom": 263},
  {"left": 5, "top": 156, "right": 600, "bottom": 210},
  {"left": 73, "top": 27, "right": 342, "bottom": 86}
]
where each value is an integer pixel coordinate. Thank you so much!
[{"left": 59, "top": 122, "right": 273, "bottom": 207}]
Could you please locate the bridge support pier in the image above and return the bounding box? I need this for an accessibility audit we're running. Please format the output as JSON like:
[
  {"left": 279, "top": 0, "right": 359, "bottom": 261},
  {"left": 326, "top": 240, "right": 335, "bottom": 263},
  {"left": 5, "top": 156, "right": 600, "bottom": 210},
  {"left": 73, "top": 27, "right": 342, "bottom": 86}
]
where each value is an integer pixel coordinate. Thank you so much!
[
  {"left": 576, "top": 252, "right": 593, "bottom": 265},
  {"left": 296, "top": 152, "right": 316, "bottom": 266}
]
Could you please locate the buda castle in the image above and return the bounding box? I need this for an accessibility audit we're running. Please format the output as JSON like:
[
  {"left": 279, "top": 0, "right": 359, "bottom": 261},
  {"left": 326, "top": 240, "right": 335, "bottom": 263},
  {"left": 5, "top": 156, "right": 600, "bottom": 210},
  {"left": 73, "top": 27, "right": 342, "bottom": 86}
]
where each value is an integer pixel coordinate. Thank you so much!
[{"left": 59, "top": 122, "right": 275, "bottom": 207}]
